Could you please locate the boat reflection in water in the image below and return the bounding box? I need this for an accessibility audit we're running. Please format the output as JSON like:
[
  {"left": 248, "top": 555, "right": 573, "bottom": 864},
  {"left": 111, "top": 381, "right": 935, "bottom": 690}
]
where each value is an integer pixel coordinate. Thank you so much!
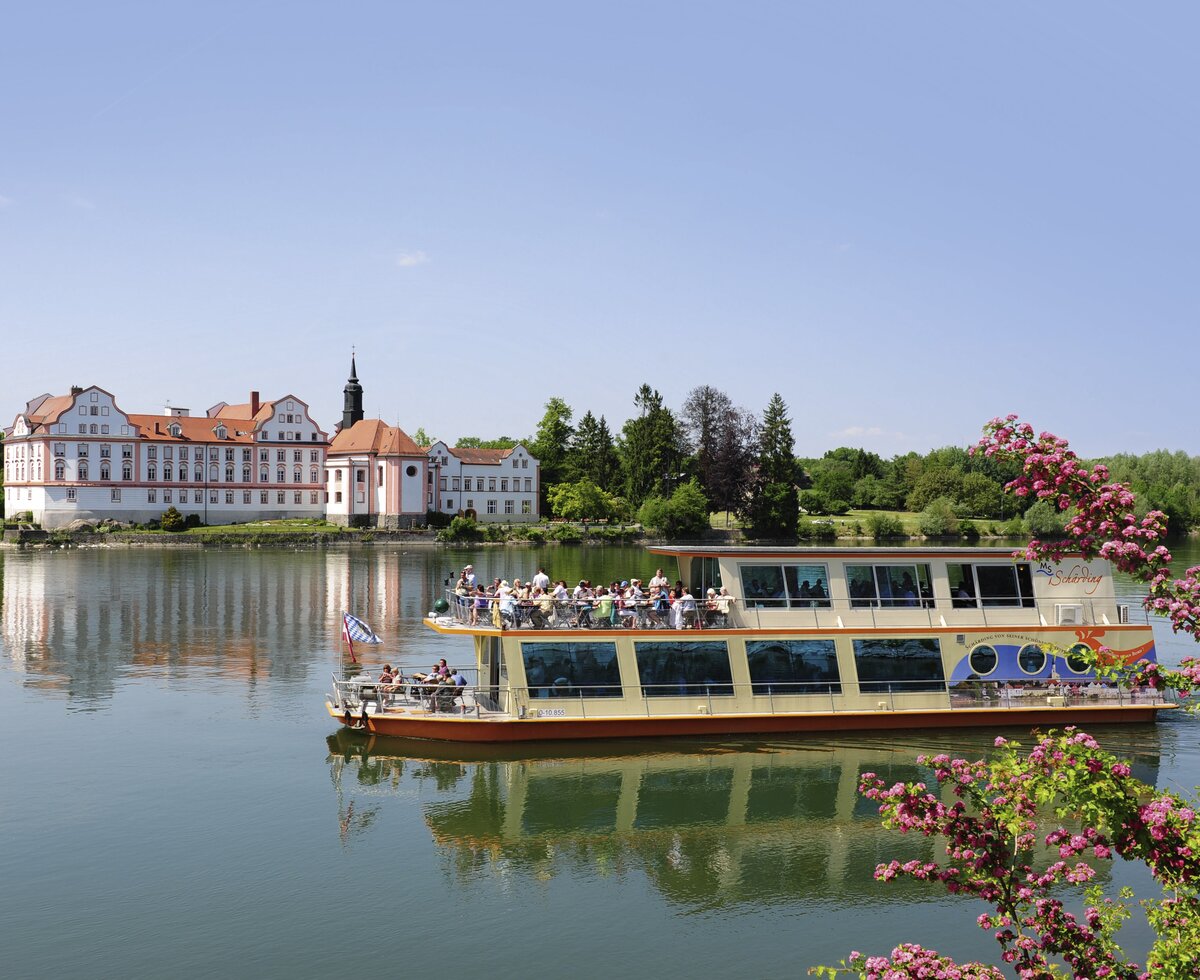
[
  {"left": 325, "top": 729, "right": 1156, "bottom": 908},
  {"left": 326, "top": 728, "right": 1167, "bottom": 907}
]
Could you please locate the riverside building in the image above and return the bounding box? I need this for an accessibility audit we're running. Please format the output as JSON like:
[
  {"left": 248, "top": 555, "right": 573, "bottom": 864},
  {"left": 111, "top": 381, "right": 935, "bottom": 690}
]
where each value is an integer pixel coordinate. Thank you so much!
[{"left": 4, "top": 385, "right": 329, "bottom": 528}]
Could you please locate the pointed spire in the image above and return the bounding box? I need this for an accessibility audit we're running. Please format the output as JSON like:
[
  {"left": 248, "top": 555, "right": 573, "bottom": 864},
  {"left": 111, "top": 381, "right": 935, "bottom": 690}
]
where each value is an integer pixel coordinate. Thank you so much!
[{"left": 342, "top": 348, "right": 364, "bottom": 431}]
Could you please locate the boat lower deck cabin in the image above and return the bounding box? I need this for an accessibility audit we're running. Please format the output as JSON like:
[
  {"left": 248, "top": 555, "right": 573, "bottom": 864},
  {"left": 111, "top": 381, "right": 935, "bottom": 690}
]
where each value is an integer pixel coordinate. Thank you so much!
[{"left": 327, "top": 546, "right": 1171, "bottom": 741}]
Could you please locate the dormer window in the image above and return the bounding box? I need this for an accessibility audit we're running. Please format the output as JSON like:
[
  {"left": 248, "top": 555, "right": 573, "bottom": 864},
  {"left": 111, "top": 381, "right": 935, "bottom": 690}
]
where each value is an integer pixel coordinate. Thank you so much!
[
  {"left": 214, "top": 425, "right": 227, "bottom": 439},
  {"left": 168, "top": 423, "right": 182, "bottom": 438}
]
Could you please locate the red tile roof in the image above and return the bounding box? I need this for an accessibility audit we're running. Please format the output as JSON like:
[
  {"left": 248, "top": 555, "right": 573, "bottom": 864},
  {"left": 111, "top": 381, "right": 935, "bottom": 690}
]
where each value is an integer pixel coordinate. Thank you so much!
[
  {"left": 329, "top": 419, "right": 423, "bottom": 457},
  {"left": 127, "top": 414, "right": 257, "bottom": 443}
]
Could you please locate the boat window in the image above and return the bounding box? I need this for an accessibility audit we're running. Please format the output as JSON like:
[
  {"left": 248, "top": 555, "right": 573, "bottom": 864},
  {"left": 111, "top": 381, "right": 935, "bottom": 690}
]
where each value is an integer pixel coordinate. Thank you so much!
[
  {"left": 696, "top": 557, "right": 723, "bottom": 597},
  {"left": 968, "top": 644, "right": 998, "bottom": 676},
  {"left": 519, "top": 641, "right": 621, "bottom": 697},
  {"left": 634, "top": 640, "right": 733, "bottom": 697},
  {"left": 948, "top": 563, "right": 1035, "bottom": 608},
  {"left": 1065, "top": 643, "right": 1092, "bottom": 674},
  {"left": 746, "top": 639, "right": 841, "bottom": 694},
  {"left": 1017, "top": 643, "right": 1046, "bottom": 675},
  {"left": 739, "top": 563, "right": 830, "bottom": 608},
  {"left": 851, "top": 638, "right": 945, "bottom": 692},
  {"left": 846, "top": 564, "right": 933, "bottom": 608}
]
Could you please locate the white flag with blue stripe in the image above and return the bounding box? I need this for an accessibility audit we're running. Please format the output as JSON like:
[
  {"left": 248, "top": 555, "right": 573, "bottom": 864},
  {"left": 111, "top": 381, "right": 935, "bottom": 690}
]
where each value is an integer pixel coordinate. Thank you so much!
[{"left": 343, "top": 612, "right": 382, "bottom": 645}]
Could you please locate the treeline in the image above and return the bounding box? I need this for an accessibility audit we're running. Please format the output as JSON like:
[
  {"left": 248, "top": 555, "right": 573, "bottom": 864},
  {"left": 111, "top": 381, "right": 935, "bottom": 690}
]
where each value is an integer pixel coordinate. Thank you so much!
[{"left": 438, "top": 387, "right": 1200, "bottom": 540}]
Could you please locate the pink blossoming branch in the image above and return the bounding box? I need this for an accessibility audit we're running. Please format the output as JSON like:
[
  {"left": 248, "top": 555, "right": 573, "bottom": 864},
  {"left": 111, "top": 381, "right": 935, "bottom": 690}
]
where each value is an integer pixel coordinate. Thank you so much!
[
  {"left": 974, "top": 415, "right": 1200, "bottom": 699},
  {"left": 812, "top": 729, "right": 1200, "bottom": 979}
]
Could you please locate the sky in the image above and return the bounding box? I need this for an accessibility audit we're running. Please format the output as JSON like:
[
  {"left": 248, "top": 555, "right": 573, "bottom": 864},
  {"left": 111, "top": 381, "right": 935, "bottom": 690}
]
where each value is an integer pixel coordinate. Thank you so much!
[{"left": 2, "top": 1, "right": 1198, "bottom": 459}]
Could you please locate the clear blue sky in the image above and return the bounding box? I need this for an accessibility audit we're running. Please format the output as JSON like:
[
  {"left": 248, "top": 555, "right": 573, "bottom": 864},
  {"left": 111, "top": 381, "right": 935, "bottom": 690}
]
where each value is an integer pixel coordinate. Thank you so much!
[{"left": 3, "top": 1, "right": 1197, "bottom": 458}]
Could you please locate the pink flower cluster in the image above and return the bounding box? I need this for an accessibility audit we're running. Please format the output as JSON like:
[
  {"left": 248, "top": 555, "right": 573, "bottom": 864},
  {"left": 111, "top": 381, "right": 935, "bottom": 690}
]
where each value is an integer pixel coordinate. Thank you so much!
[
  {"left": 836, "top": 944, "right": 1006, "bottom": 980},
  {"left": 973, "top": 414, "right": 1200, "bottom": 692},
  {"left": 846, "top": 730, "right": 1200, "bottom": 978}
]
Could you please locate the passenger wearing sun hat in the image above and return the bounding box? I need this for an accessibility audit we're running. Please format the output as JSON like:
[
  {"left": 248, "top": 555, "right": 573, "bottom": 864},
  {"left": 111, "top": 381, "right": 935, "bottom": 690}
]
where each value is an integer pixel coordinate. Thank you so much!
[{"left": 464, "top": 565, "right": 477, "bottom": 588}]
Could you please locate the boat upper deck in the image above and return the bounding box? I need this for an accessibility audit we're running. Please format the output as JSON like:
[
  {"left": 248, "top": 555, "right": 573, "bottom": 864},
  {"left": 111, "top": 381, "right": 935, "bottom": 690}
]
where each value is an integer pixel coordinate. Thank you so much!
[{"left": 430, "top": 546, "right": 1146, "bottom": 635}]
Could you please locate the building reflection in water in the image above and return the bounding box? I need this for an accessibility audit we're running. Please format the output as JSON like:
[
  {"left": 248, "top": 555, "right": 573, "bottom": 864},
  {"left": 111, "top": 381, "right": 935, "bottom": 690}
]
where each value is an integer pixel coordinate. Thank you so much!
[{"left": 0, "top": 548, "right": 447, "bottom": 705}]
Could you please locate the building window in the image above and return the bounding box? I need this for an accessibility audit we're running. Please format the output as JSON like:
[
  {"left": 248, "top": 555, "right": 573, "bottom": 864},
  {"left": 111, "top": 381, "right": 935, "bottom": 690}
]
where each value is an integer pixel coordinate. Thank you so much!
[
  {"left": 243, "top": 449, "right": 252, "bottom": 462},
  {"left": 504, "top": 499, "right": 514, "bottom": 514},
  {"left": 488, "top": 478, "right": 496, "bottom": 491},
  {"left": 501, "top": 479, "right": 508, "bottom": 491},
  {"left": 440, "top": 477, "right": 447, "bottom": 491},
  {"left": 452, "top": 477, "right": 460, "bottom": 491},
  {"left": 242, "top": 490, "right": 251, "bottom": 504},
  {"left": 277, "top": 450, "right": 285, "bottom": 462},
  {"left": 78, "top": 443, "right": 88, "bottom": 457},
  {"left": 100, "top": 444, "right": 111, "bottom": 458},
  {"left": 100, "top": 462, "right": 110, "bottom": 481},
  {"left": 225, "top": 491, "right": 234, "bottom": 504},
  {"left": 164, "top": 490, "right": 172, "bottom": 504},
  {"left": 123, "top": 445, "right": 132, "bottom": 458},
  {"left": 524, "top": 478, "right": 532, "bottom": 492},
  {"left": 277, "top": 491, "right": 285, "bottom": 504},
  {"left": 406, "top": 464, "right": 418, "bottom": 477},
  {"left": 512, "top": 458, "right": 518, "bottom": 468},
  {"left": 260, "top": 467, "right": 268, "bottom": 483},
  {"left": 487, "top": 499, "right": 497, "bottom": 514},
  {"left": 293, "top": 491, "right": 301, "bottom": 504},
  {"left": 194, "top": 491, "right": 202, "bottom": 504},
  {"left": 377, "top": 466, "right": 383, "bottom": 484},
  {"left": 310, "top": 491, "right": 318, "bottom": 504},
  {"left": 148, "top": 446, "right": 157, "bottom": 459},
  {"left": 292, "top": 450, "right": 300, "bottom": 463},
  {"left": 79, "top": 462, "right": 89, "bottom": 480},
  {"left": 123, "top": 465, "right": 132, "bottom": 481},
  {"left": 447, "top": 499, "right": 455, "bottom": 509},
  {"left": 310, "top": 450, "right": 319, "bottom": 462},
  {"left": 334, "top": 470, "right": 342, "bottom": 482},
  {"left": 466, "top": 498, "right": 474, "bottom": 511},
  {"left": 522, "top": 458, "right": 528, "bottom": 469},
  {"left": 243, "top": 466, "right": 251, "bottom": 482},
  {"left": 293, "top": 468, "right": 302, "bottom": 483},
  {"left": 521, "top": 500, "right": 532, "bottom": 515},
  {"left": 54, "top": 462, "right": 65, "bottom": 480},
  {"left": 164, "top": 465, "right": 173, "bottom": 481},
  {"left": 276, "top": 467, "right": 285, "bottom": 483},
  {"left": 225, "top": 465, "right": 234, "bottom": 482},
  {"left": 148, "top": 466, "right": 157, "bottom": 481},
  {"left": 261, "top": 491, "right": 269, "bottom": 504},
  {"left": 259, "top": 449, "right": 268, "bottom": 462},
  {"left": 179, "top": 447, "right": 188, "bottom": 461},
  {"left": 111, "top": 488, "right": 121, "bottom": 502},
  {"left": 334, "top": 491, "right": 342, "bottom": 503},
  {"left": 148, "top": 490, "right": 157, "bottom": 503},
  {"left": 225, "top": 448, "right": 234, "bottom": 461},
  {"left": 427, "top": 491, "right": 433, "bottom": 505}
]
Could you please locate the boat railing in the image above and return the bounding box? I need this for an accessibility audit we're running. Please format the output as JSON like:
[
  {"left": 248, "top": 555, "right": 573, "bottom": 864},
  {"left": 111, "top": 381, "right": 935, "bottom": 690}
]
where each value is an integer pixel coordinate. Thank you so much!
[
  {"left": 329, "top": 666, "right": 481, "bottom": 715},
  {"left": 435, "top": 589, "right": 1149, "bottom": 631}
]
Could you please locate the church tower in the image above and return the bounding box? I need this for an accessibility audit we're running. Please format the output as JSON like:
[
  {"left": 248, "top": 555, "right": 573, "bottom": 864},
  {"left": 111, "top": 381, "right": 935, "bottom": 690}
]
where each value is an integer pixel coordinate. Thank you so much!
[{"left": 342, "top": 353, "right": 364, "bottom": 431}]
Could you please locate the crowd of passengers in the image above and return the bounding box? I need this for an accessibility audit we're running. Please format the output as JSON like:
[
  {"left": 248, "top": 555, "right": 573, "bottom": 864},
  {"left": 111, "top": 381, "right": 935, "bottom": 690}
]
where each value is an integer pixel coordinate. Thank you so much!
[{"left": 448, "top": 564, "right": 736, "bottom": 630}]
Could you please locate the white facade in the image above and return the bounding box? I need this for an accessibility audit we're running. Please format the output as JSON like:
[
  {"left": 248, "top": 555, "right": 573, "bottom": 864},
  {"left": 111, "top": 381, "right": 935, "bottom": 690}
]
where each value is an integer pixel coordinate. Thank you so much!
[
  {"left": 4, "top": 387, "right": 329, "bottom": 529},
  {"left": 324, "top": 419, "right": 429, "bottom": 528},
  {"left": 427, "top": 442, "right": 540, "bottom": 522}
]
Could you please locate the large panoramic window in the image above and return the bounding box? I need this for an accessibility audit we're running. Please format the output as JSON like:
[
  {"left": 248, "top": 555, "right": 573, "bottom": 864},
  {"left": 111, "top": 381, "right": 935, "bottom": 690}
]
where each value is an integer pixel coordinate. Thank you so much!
[
  {"left": 947, "top": 563, "right": 1035, "bottom": 608},
  {"left": 846, "top": 564, "right": 933, "bottom": 608},
  {"left": 740, "top": 563, "right": 831, "bottom": 608},
  {"left": 634, "top": 640, "right": 733, "bottom": 697},
  {"left": 852, "top": 638, "right": 945, "bottom": 693},
  {"left": 520, "top": 641, "right": 621, "bottom": 698},
  {"left": 746, "top": 639, "right": 841, "bottom": 694}
]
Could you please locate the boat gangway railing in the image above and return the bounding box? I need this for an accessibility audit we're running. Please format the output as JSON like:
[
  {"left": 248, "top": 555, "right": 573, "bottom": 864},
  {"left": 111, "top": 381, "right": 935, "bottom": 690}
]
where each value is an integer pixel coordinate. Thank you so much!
[{"left": 436, "top": 589, "right": 1149, "bottom": 632}]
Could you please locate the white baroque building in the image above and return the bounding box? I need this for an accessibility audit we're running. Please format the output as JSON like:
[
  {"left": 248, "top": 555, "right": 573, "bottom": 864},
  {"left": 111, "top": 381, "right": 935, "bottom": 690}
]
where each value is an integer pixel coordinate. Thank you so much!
[
  {"left": 426, "top": 441, "right": 540, "bottom": 523},
  {"left": 4, "top": 386, "right": 329, "bottom": 528}
]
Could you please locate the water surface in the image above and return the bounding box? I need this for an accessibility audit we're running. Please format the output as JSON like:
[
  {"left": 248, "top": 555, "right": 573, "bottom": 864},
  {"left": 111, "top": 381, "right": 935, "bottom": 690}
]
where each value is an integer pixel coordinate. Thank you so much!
[{"left": 1, "top": 542, "right": 1197, "bottom": 978}]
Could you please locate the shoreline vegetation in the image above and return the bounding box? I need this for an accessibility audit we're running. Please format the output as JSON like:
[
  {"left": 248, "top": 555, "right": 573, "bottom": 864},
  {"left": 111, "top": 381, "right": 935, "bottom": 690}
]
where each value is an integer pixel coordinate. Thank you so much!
[{"left": 5, "top": 509, "right": 1195, "bottom": 549}]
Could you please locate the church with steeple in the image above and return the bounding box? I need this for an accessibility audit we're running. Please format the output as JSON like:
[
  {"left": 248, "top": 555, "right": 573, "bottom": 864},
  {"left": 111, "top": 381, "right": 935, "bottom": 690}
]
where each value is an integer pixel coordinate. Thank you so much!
[{"left": 326, "top": 354, "right": 431, "bottom": 528}]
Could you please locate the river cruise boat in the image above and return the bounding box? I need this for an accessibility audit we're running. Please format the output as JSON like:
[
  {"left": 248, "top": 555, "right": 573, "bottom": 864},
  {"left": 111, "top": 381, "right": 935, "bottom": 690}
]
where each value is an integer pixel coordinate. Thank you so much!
[{"left": 326, "top": 546, "right": 1170, "bottom": 742}]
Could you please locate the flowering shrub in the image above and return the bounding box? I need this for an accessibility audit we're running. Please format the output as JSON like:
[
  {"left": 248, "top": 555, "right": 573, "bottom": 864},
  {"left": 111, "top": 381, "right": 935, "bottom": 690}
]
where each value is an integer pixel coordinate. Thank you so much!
[
  {"left": 814, "top": 730, "right": 1200, "bottom": 979},
  {"left": 811, "top": 417, "right": 1200, "bottom": 978}
]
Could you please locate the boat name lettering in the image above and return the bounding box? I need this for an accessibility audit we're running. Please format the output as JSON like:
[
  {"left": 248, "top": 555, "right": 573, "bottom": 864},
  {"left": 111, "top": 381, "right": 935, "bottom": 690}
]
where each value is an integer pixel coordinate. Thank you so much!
[{"left": 1037, "top": 562, "right": 1103, "bottom": 595}]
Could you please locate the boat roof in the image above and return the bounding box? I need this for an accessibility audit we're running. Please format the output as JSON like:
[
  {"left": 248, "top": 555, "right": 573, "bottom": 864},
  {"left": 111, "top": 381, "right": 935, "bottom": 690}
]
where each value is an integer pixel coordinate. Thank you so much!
[{"left": 646, "top": 545, "right": 1077, "bottom": 560}]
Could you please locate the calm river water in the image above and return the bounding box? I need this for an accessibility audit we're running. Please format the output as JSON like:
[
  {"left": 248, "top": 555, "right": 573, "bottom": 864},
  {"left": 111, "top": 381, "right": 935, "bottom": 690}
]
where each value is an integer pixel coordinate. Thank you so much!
[{"left": 1, "top": 541, "right": 1198, "bottom": 979}]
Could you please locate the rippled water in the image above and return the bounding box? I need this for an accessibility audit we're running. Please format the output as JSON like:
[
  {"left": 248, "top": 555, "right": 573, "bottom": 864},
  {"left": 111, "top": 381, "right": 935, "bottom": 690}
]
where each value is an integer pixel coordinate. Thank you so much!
[{"left": 1, "top": 541, "right": 1197, "bottom": 978}]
